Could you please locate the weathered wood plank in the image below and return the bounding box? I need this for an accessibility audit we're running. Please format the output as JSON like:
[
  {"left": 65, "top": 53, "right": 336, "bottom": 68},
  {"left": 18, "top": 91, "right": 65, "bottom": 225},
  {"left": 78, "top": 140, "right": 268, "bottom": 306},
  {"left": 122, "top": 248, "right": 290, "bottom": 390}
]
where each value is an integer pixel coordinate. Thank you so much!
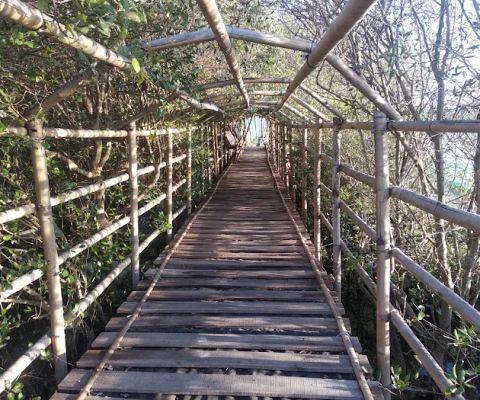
[
  {"left": 161, "top": 258, "right": 311, "bottom": 268},
  {"left": 146, "top": 268, "right": 315, "bottom": 278},
  {"left": 58, "top": 370, "right": 363, "bottom": 399},
  {"left": 172, "top": 252, "right": 306, "bottom": 260},
  {"left": 117, "top": 300, "right": 342, "bottom": 315},
  {"left": 127, "top": 289, "right": 328, "bottom": 302},
  {"left": 176, "top": 244, "right": 305, "bottom": 253},
  {"left": 77, "top": 348, "right": 368, "bottom": 373},
  {"left": 91, "top": 332, "right": 362, "bottom": 352},
  {"left": 105, "top": 315, "right": 341, "bottom": 332},
  {"left": 135, "top": 278, "right": 318, "bottom": 290}
]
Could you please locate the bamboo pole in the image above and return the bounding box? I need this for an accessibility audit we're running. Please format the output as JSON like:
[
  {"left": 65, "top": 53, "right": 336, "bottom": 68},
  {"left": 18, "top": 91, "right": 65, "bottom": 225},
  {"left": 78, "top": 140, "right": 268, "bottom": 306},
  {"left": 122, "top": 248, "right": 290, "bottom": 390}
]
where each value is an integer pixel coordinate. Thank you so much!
[
  {"left": 288, "top": 124, "right": 295, "bottom": 202},
  {"left": 281, "top": 125, "right": 287, "bottom": 186},
  {"left": 299, "top": 85, "right": 344, "bottom": 119},
  {"left": 284, "top": 103, "right": 311, "bottom": 122},
  {"left": 277, "top": 123, "right": 281, "bottom": 172},
  {"left": 57, "top": 191, "right": 174, "bottom": 265},
  {"left": 289, "top": 119, "right": 480, "bottom": 134},
  {"left": 0, "top": 166, "right": 151, "bottom": 225},
  {"left": 373, "top": 111, "right": 391, "bottom": 397},
  {"left": 220, "top": 122, "right": 225, "bottom": 171},
  {"left": 0, "top": 269, "right": 43, "bottom": 300},
  {"left": 331, "top": 120, "right": 342, "bottom": 299},
  {"left": 206, "top": 125, "right": 212, "bottom": 184},
  {"left": 166, "top": 128, "right": 173, "bottom": 241},
  {"left": 127, "top": 122, "right": 140, "bottom": 287},
  {"left": 196, "top": 0, "right": 250, "bottom": 107},
  {"left": 213, "top": 123, "right": 219, "bottom": 177},
  {"left": 392, "top": 248, "right": 480, "bottom": 331},
  {"left": 325, "top": 152, "right": 480, "bottom": 234},
  {"left": 27, "top": 119, "right": 68, "bottom": 382},
  {"left": 300, "top": 125, "right": 308, "bottom": 220},
  {"left": 292, "top": 94, "right": 327, "bottom": 120},
  {"left": 272, "top": 122, "right": 277, "bottom": 171},
  {"left": 313, "top": 124, "right": 322, "bottom": 260},
  {"left": 279, "top": 0, "right": 377, "bottom": 108},
  {"left": 187, "top": 128, "right": 192, "bottom": 214}
]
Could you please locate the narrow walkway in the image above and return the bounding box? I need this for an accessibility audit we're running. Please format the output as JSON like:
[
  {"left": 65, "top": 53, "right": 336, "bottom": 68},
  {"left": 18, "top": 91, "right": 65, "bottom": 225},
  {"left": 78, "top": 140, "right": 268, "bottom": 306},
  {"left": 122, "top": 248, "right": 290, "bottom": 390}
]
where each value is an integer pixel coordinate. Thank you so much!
[{"left": 52, "top": 148, "right": 371, "bottom": 400}]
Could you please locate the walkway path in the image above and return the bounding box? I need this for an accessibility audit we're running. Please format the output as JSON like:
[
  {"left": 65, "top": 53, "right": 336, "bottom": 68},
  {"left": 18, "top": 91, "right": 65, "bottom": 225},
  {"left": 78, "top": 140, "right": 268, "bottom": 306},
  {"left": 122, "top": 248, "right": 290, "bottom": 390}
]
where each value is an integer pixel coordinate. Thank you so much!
[{"left": 52, "top": 147, "right": 372, "bottom": 400}]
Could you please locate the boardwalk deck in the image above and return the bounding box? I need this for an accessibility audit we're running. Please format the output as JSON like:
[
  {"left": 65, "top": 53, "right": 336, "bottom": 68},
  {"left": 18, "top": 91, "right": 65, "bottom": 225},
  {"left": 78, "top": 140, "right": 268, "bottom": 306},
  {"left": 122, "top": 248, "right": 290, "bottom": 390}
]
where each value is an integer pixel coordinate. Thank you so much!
[{"left": 52, "top": 148, "right": 374, "bottom": 400}]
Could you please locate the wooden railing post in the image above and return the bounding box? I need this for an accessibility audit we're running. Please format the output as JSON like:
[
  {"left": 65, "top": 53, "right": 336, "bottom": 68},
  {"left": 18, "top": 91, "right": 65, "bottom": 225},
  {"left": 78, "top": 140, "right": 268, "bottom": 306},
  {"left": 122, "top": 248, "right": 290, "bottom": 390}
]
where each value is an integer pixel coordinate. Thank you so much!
[
  {"left": 187, "top": 128, "right": 192, "bottom": 214},
  {"left": 271, "top": 122, "right": 278, "bottom": 171},
  {"left": 28, "top": 119, "right": 68, "bottom": 382},
  {"left": 332, "top": 119, "right": 342, "bottom": 299},
  {"left": 205, "top": 125, "right": 211, "bottom": 185},
  {"left": 313, "top": 123, "right": 322, "bottom": 260},
  {"left": 282, "top": 124, "right": 287, "bottom": 186},
  {"left": 373, "top": 111, "right": 391, "bottom": 397},
  {"left": 288, "top": 123, "right": 295, "bottom": 201},
  {"left": 213, "top": 123, "right": 219, "bottom": 177},
  {"left": 127, "top": 122, "right": 140, "bottom": 287},
  {"left": 166, "top": 128, "right": 173, "bottom": 241},
  {"left": 220, "top": 122, "right": 225, "bottom": 171},
  {"left": 276, "top": 123, "right": 281, "bottom": 172},
  {"left": 300, "top": 124, "right": 308, "bottom": 220}
]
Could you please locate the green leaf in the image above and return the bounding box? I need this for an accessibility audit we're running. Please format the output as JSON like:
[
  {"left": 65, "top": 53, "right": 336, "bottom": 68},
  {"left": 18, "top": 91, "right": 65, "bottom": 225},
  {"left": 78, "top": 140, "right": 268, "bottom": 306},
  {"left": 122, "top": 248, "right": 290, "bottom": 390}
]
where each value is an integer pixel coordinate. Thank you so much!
[
  {"left": 37, "top": 0, "right": 49, "bottom": 11},
  {"left": 126, "top": 11, "right": 141, "bottom": 23},
  {"left": 131, "top": 57, "right": 141, "bottom": 73}
]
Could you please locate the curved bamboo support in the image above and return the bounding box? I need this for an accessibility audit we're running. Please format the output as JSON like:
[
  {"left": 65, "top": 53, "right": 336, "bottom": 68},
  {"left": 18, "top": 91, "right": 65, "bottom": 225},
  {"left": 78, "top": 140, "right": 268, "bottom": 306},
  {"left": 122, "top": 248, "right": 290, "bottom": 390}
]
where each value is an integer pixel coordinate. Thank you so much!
[
  {"left": 196, "top": 0, "right": 249, "bottom": 108},
  {"left": 279, "top": 0, "right": 377, "bottom": 107}
]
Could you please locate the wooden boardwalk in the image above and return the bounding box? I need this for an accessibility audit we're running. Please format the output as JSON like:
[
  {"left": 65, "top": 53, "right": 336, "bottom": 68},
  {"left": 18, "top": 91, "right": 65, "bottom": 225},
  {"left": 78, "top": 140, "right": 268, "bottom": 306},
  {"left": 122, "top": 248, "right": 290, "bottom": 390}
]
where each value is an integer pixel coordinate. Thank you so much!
[{"left": 52, "top": 148, "right": 373, "bottom": 400}]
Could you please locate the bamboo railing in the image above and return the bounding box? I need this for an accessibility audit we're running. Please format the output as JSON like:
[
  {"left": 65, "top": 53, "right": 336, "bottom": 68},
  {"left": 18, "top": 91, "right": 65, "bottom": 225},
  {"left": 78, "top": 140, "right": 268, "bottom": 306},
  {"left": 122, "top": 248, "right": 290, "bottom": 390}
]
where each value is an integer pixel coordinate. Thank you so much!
[
  {"left": 0, "top": 121, "right": 235, "bottom": 394},
  {"left": 266, "top": 113, "right": 480, "bottom": 400}
]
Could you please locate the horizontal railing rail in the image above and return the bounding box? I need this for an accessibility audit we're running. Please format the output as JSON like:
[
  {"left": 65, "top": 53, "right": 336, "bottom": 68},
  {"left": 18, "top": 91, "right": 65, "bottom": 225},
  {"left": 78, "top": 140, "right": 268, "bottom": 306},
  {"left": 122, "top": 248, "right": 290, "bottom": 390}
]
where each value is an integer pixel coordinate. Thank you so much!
[{"left": 289, "top": 119, "right": 480, "bottom": 133}]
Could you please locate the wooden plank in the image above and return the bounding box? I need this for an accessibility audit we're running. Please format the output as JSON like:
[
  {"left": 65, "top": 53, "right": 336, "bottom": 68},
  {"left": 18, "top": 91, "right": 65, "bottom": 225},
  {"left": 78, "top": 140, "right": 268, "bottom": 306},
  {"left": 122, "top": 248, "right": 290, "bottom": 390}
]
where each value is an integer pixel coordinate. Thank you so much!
[
  {"left": 51, "top": 395, "right": 132, "bottom": 400},
  {"left": 127, "top": 289, "right": 328, "bottom": 302},
  {"left": 77, "top": 348, "right": 368, "bottom": 374},
  {"left": 172, "top": 252, "right": 306, "bottom": 260},
  {"left": 91, "top": 331, "right": 362, "bottom": 352},
  {"left": 146, "top": 268, "right": 315, "bottom": 278},
  {"left": 135, "top": 278, "right": 318, "bottom": 290},
  {"left": 117, "top": 300, "right": 342, "bottom": 315},
  {"left": 181, "top": 238, "right": 302, "bottom": 245},
  {"left": 176, "top": 244, "right": 305, "bottom": 253},
  {"left": 163, "top": 258, "right": 311, "bottom": 268},
  {"left": 58, "top": 369, "right": 363, "bottom": 399},
  {"left": 105, "top": 315, "right": 341, "bottom": 332}
]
